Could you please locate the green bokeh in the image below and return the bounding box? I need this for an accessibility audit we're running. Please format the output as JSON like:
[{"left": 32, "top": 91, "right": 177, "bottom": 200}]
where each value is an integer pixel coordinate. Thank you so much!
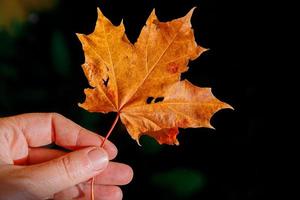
[
  {"left": 0, "top": 31, "right": 16, "bottom": 57},
  {"left": 151, "top": 168, "right": 206, "bottom": 198},
  {"left": 79, "top": 110, "right": 103, "bottom": 130},
  {"left": 0, "top": 63, "right": 18, "bottom": 80},
  {"left": 139, "top": 135, "right": 162, "bottom": 154},
  {"left": 51, "top": 30, "right": 71, "bottom": 77}
]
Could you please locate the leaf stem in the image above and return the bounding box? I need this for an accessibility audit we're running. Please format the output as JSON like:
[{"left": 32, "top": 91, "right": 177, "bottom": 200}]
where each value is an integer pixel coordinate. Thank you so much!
[
  {"left": 91, "top": 177, "right": 95, "bottom": 200},
  {"left": 91, "top": 113, "right": 120, "bottom": 200},
  {"left": 100, "top": 113, "right": 120, "bottom": 148}
]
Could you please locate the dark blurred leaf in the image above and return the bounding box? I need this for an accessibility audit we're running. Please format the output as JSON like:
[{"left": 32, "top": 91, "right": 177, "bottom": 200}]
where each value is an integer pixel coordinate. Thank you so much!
[
  {"left": 0, "top": 64, "right": 18, "bottom": 79},
  {"left": 0, "top": 31, "right": 15, "bottom": 57},
  {"left": 151, "top": 168, "right": 206, "bottom": 198},
  {"left": 51, "top": 31, "right": 71, "bottom": 77},
  {"left": 0, "top": 0, "right": 57, "bottom": 34},
  {"left": 80, "top": 110, "right": 103, "bottom": 130},
  {"left": 10, "top": 20, "right": 27, "bottom": 37},
  {"left": 139, "top": 135, "right": 162, "bottom": 154}
]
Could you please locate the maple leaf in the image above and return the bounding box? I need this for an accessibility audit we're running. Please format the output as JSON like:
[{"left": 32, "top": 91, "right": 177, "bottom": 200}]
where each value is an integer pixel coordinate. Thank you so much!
[{"left": 76, "top": 8, "right": 232, "bottom": 145}]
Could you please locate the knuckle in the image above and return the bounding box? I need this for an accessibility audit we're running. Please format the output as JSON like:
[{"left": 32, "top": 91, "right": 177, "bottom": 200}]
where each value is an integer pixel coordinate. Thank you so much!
[
  {"left": 49, "top": 112, "right": 62, "bottom": 119},
  {"left": 60, "top": 156, "right": 78, "bottom": 183}
]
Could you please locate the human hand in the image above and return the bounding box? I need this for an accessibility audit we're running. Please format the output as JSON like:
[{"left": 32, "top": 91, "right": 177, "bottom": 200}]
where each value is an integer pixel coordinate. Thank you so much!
[{"left": 0, "top": 113, "right": 133, "bottom": 200}]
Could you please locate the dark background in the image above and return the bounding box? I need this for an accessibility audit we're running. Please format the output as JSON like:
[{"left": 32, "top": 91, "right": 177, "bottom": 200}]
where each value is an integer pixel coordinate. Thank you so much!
[{"left": 1, "top": 0, "right": 263, "bottom": 199}]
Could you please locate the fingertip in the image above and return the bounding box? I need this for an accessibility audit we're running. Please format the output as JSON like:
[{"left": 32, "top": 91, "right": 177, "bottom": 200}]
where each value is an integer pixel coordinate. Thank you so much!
[
  {"left": 94, "top": 185, "right": 123, "bottom": 200},
  {"left": 113, "top": 186, "right": 123, "bottom": 200},
  {"left": 87, "top": 147, "right": 109, "bottom": 172},
  {"left": 93, "top": 162, "right": 134, "bottom": 186},
  {"left": 109, "top": 186, "right": 123, "bottom": 200},
  {"left": 117, "top": 164, "right": 134, "bottom": 185},
  {"left": 124, "top": 165, "right": 134, "bottom": 185},
  {"left": 103, "top": 140, "right": 118, "bottom": 160}
]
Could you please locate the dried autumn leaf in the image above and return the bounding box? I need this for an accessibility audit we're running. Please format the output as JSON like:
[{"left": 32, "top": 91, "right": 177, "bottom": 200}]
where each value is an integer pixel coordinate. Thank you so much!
[{"left": 77, "top": 8, "right": 232, "bottom": 145}]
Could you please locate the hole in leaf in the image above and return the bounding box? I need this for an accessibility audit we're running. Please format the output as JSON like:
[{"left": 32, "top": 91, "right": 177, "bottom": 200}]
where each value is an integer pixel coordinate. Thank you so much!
[
  {"left": 154, "top": 97, "right": 164, "bottom": 103},
  {"left": 146, "top": 97, "right": 155, "bottom": 104},
  {"left": 103, "top": 77, "right": 109, "bottom": 87}
]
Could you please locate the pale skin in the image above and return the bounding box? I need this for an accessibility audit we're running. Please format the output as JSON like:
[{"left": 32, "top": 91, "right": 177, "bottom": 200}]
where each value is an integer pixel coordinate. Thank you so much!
[{"left": 0, "top": 113, "right": 133, "bottom": 200}]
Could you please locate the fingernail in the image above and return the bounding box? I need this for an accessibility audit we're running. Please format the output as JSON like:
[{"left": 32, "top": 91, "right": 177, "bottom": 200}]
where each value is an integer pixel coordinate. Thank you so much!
[{"left": 88, "top": 148, "right": 108, "bottom": 171}]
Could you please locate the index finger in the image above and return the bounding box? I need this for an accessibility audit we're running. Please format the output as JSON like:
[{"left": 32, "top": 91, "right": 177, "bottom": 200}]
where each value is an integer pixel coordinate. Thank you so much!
[{"left": 1, "top": 113, "right": 117, "bottom": 159}]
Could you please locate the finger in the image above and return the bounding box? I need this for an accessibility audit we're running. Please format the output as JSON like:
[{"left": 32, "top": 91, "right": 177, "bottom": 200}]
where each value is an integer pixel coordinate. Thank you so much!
[
  {"left": 2, "top": 113, "right": 117, "bottom": 159},
  {"left": 77, "top": 185, "right": 122, "bottom": 200},
  {"left": 54, "top": 184, "right": 122, "bottom": 200},
  {"left": 13, "top": 148, "right": 67, "bottom": 165},
  {"left": 28, "top": 148, "right": 66, "bottom": 164},
  {"left": 15, "top": 147, "right": 108, "bottom": 199},
  {"left": 92, "top": 162, "right": 133, "bottom": 186},
  {"left": 53, "top": 185, "right": 83, "bottom": 200}
]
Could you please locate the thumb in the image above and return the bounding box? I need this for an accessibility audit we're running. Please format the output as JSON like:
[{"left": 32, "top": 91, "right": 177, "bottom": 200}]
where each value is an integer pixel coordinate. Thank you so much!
[{"left": 19, "top": 147, "right": 108, "bottom": 199}]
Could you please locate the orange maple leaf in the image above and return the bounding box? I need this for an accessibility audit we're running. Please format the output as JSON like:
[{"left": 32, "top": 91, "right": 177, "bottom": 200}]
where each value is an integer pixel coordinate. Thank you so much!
[{"left": 76, "top": 8, "right": 232, "bottom": 145}]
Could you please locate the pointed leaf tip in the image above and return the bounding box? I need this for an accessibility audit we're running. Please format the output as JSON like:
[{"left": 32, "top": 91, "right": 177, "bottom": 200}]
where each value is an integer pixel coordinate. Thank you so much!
[
  {"left": 151, "top": 8, "right": 156, "bottom": 17},
  {"left": 146, "top": 9, "right": 158, "bottom": 25},
  {"left": 97, "top": 7, "right": 103, "bottom": 16}
]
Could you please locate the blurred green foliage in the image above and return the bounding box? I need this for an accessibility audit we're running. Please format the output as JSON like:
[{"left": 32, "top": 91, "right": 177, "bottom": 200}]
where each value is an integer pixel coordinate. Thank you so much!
[
  {"left": 139, "top": 135, "right": 163, "bottom": 154},
  {"left": 0, "top": 0, "right": 57, "bottom": 34},
  {"left": 79, "top": 110, "right": 105, "bottom": 131},
  {"left": 151, "top": 168, "right": 206, "bottom": 198},
  {"left": 0, "top": 31, "right": 16, "bottom": 57},
  {"left": 0, "top": 63, "right": 18, "bottom": 80},
  {"left": 51, "top": 31, "right": 71, "bottom": 77}
]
